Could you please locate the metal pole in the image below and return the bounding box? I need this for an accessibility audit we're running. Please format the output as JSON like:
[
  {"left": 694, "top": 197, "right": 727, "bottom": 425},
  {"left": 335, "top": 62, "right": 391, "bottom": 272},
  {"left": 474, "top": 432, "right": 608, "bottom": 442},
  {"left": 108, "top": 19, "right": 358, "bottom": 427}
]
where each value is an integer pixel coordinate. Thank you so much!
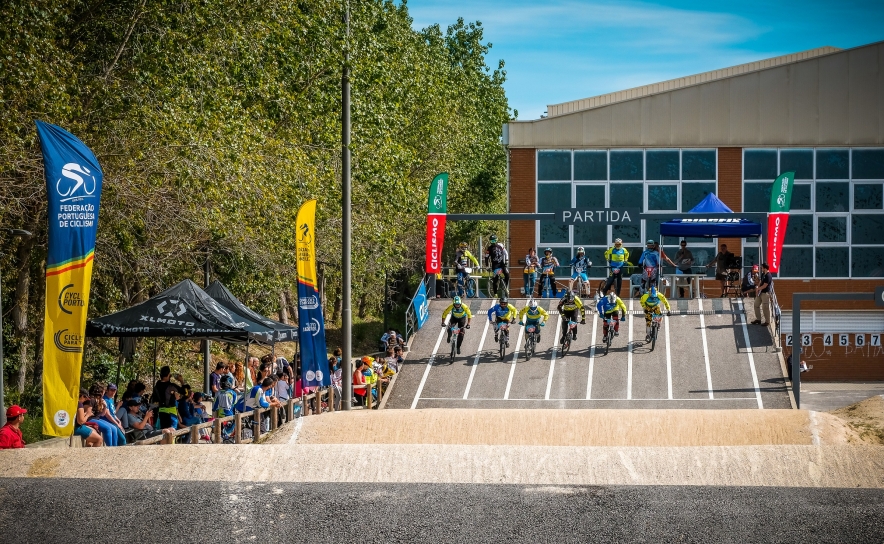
[
  {"left": 791, "top": 297, "right": 801, "bottom": 409},
  {"left": 203, "top": 255, "right": 211, "bottom": 394},
  {"left": 342, "top": 0, "right": 353, "bottom": 410}
]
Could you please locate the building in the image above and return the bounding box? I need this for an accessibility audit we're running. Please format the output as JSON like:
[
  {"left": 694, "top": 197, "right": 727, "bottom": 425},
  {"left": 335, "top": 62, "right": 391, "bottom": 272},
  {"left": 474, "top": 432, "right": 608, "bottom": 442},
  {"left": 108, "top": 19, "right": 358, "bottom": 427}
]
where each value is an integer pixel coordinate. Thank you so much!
[{"left": 503, "top": 41, "right": 884, "bottom": 380}]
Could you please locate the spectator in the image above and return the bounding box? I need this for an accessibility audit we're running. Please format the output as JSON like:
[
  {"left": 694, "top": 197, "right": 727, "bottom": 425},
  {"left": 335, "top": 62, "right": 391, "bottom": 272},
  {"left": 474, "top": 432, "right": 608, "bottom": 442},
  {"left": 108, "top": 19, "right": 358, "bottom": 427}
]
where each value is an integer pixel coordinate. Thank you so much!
[
  {"left": 258, "top": 362, "right": 270, "bottom": 382},
  {"left": 118, "top": 399, "right": 157, "bottom": 440},
  {"left": 246, "top": 377, "right": 282, "bottom": 431},
  {"left": 121, "top": 381, "right": 147, "bottom": 405},
  {"left": 741, "top": 264, "right": 759, "bottom": 298},
  {"left": 353, "top": 358, "right": 369, "bottom": 406},
  {"left": 0, "top": 405, "right": 28, "bottom": 449},
  {"left": 673, "top": 240, "right": 695, "bottom": 298},
  {"left": 328, "top": 356, "right": 342, "bottom": 411},
  {"left": 87, "top": 389, "right": 120, "bottom": 447},
  {"left": 706, "top": 244, "right": 735, "bottom": 297},
  {"left": 383, "top": 347, "right": 403, "bottom": 373},
  {"left": 232, "top": 362, "right": 244, "bottom": 391},
  {"left": 380, "top": 329, "right": 405, "bottom": 352},
  {"left": 751, "top": 263, "right": 773, "bottom": 326},
  {"left": 523, "top": 248, "right": 539, "bottom": 297},
  {"left": 178, "top": 384, "right": 201, "bottom": 427},
  {"left": 213, "top": 375, "right": 238, "bottom": 418},
  {"left": 94, "top": 383, "right": 127, "bottom": 446},
  {"left": 104, "top": 382, "right": 122, "bottom": 413},
  {"left": 75, "top": 389, "right": 103, "bottom": 447},
  {"left": 152, "top": 366, "right": 185, "bottom": 430},
  {"left": 210, "top": 362, "right": 227, "bottom": 395},
  {"left": 275, "top": 371, "right": 291, "bottom": 403},
  {"left": 245, "top": 357, "right": 259, "bottom": 390}
]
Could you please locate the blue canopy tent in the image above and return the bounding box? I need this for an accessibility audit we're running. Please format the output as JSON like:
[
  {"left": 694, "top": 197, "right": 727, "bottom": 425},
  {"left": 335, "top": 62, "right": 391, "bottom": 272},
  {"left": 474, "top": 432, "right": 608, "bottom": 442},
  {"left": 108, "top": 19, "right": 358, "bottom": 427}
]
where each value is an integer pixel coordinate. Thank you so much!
[{"left": 657, "top": 193, "right": 763, "bottom": 278}]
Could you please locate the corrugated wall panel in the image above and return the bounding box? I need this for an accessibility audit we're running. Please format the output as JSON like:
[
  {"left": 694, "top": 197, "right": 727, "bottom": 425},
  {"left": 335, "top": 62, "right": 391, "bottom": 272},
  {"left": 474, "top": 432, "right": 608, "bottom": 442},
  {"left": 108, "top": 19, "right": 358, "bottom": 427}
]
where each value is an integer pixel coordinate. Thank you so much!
[
  {"left": 759, "top": 67, "right": 791, "bottom": 143},
  {"left": 729, "top": 73, "right": 761, "bottom": 144},
  {"left": 788, "top": 61, "right": 820, "bottom": 144},
  {"left": 780, "top": 311, "right": 884, "bottom": 333},
  {"left": 647, "top": 93, "right": 671, "bottom": 146},
  {"left": 818, "top": 54, "right": 850, "bottom": 144},
  {"left": 849, "top": 45, "right": 880, "bottom": 143},
  {"left": 670, "top": 86, "right": 701, "bottom": 146},
  {"left": 611, "top": 101, "right": 642, "bottom": 145},
  {"left": 700, "top": 80, "right": 730, "bottom": 145},
  {"left": 583, "top": 107, "right": 613, "bottom": 146}
]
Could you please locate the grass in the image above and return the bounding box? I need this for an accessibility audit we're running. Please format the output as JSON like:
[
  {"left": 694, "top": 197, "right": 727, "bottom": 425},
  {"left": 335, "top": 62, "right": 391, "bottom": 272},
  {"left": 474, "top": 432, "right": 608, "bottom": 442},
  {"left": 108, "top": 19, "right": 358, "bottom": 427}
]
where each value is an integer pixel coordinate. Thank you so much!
[{"left": 20, "top": 413, "right": 46, "bottom": 445}]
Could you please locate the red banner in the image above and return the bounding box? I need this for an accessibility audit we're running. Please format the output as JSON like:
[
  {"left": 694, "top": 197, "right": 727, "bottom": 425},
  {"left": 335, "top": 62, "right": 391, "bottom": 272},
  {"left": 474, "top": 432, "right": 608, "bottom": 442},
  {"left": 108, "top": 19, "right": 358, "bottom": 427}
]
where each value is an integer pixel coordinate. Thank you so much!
[
  {"left": 425, "top": 213, "right": 447, "bottom": 274},
  {"left": 766, "top": 212, "right": 789, "bottom": 273}
]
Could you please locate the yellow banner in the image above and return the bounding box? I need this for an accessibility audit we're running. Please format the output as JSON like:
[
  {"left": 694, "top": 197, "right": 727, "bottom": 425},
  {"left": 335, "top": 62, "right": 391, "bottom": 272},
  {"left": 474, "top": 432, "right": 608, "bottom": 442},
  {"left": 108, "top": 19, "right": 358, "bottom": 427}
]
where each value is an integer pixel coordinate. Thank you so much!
[
  {"left": 42, "top": 253, "right": 94, "bottom": 435},
  {"left": 296, "top": 199, "right": 317, "bottom": 288}
]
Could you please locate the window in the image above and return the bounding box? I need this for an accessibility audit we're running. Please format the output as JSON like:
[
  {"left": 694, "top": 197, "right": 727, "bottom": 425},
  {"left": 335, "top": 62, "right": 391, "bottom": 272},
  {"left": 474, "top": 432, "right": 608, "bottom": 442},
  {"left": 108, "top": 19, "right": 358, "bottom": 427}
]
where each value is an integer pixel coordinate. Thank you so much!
[
  {"left": 744, "top": 149, "right": 777, "bottom": 180},
  {"left": 609, "top": 183, "right": 642, "bottom": 208},
  {"left": 538, "top": 183, "right": 570, "bottom": 243},
  {"left": 574, "top": 185, "right": 607, "bottom": 245},
  {"left": 784, "top": 215, "right": 813, "bottom": 245},
  {"left": 816, "top": 149, "right": 849, "bottom": 179},
  {"left": 851, "top": 247, "right": 884, "bottom": 277},
  {"left": 791, "top": 184, "right": 811, "bottom": 210},
  {"left": 855, "top": 184, "right": 883, "bottom": 210},
  {"left": 817, "top": 217, "right": 847, "bottom": 243},
  {"left": 815, "top": 247, "right": 849, "bottom": 278},
  {"left": 682, "top": 182, "right": 716, "bottom": 211},
  {"left": 612, "top": 224, "right": 641, "bottom": 243},
  {"left": 647, "top": 184, "right": 678, "bottom": 211},
  {"left": 583, "top": 247, "right": 608, "bottom": 278},
  {"left": 646, "top": 150, "right": 679, "bottom": 180},
  {"left": 609, "top": 150, "right": 643, "bottom": 180},
  {"left": 574, "top": 151, "right": 607, "bottom": 181},
  {"left": 815, "top": 182, "right": 849, "bottom": 212},
  {"left": 852, "top": 214, "right": 884, "bottom": 245},
  {"left": 780, "top": 149, "right": 813, "bottom": 180},
  {"left": 852, "top": 149, "right": 884, "bottom": 180},
  {"left": 682, "top": 150, "right": 716, "bottom": 180},
  {"left": 778, "top": 247, "right": 813, "bottom": 278},
  {"left": 538, "top": 151, "right": 571, "bottom": 181},
  {"left": 743, "top": 182, "right": 771, "bottom": 212}
]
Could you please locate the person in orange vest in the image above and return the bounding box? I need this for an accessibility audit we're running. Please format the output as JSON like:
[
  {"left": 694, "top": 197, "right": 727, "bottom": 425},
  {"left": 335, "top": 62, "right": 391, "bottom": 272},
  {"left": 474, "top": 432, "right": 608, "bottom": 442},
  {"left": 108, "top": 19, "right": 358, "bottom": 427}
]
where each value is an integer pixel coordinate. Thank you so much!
[{"left": 0, "top": 405, "right": 27, "bottom": 449}]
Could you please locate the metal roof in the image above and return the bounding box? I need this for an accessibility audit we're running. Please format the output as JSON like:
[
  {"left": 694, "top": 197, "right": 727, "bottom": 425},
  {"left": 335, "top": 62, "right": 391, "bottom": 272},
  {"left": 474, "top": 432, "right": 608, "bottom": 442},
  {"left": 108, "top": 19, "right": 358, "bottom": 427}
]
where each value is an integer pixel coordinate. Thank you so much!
[{"left": 546, "top": 46, "right": 841, "bottom": 118}]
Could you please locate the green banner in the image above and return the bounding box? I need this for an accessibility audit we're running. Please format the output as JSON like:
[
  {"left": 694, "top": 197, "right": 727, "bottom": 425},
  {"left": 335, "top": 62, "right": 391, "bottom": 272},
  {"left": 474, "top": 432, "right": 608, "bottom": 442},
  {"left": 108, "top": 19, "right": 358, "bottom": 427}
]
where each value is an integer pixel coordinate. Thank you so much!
[
  {"left": 427, "top": 172, "right": 448, "bottom": 213},
  {"left": 769, "top": 171, "right": 795, "bottom": 212}
]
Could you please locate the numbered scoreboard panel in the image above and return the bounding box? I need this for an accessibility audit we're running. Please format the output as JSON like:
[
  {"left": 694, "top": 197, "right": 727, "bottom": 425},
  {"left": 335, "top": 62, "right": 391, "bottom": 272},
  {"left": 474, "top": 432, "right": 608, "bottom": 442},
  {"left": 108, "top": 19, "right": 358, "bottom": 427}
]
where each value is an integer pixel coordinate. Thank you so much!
[{"left": 784, "top": 333, "right": 882, "bottom": 347}]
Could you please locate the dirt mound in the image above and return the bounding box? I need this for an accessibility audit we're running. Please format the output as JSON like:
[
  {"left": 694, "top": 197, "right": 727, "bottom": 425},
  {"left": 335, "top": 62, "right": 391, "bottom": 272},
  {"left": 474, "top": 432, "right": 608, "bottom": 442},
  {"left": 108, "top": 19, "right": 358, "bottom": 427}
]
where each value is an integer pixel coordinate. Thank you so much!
[
  {"left": 831, "top": 395, "right": 884, "bottom": 444},
  {"left": 288, "top": 409, "right": 858, "bottom": 447}
]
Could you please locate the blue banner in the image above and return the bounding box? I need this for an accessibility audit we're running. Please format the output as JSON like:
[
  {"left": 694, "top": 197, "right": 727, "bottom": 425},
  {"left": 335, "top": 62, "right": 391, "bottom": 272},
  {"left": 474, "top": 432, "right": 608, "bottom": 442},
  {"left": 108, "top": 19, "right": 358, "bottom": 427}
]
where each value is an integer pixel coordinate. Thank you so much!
[
  {"left": 295, "top": 200, "right": 330, "bottom": 388},
  {"left": 413, "top": 280, "right": 429, "bottom": 330}
]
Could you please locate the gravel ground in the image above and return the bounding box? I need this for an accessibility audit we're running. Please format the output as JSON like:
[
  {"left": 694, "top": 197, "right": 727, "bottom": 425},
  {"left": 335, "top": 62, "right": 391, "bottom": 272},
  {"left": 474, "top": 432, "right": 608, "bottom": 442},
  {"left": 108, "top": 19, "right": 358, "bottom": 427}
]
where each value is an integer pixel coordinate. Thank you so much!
[{"left": 0, "top": 479, "right": 882, "bottom": 543}]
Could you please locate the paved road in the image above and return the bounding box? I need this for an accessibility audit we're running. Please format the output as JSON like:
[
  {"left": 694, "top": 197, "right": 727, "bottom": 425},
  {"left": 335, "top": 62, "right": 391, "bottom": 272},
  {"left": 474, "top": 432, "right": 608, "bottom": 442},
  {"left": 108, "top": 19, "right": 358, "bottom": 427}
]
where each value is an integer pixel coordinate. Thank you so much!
[
  {"left": 1, "top": 478, "right": 881, "bottom": 543},
  {"left": 388, "top": 298, "right": 791, "bottom": 410}
]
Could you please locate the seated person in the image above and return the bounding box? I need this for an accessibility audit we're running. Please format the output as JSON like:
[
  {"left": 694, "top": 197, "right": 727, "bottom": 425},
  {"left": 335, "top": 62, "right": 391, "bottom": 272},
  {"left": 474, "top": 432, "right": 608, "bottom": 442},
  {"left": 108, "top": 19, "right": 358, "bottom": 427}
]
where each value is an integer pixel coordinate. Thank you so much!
[
  {"left": 75, "top": 389, "right": 103, "bottom": 447},
  {"left": 379, "top": 329, "right": 405, "bottom": 352},
  {"left": 741, "top": 265, "right": 759, "bottom": 297},
  {"left": 117, "top": 399, "right": 158, "bottom": 440},
  {"left": 383, "top": 346, "right": 403, "bottom": 373}
]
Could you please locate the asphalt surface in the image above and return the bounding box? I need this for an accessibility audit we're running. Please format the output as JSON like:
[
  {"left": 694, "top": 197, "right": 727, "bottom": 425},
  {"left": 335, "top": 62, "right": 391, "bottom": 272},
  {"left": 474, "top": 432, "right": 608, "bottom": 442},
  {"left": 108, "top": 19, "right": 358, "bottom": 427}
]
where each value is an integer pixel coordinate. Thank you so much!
[
  {"left": 1, "top": 478, "right": 882, "bottom": 543},
  {"left": 388, "top": 297, "right": 791, "bottom": 410},
  {"left": 800, "top": 383, "right": 884, "bottom": 411}
]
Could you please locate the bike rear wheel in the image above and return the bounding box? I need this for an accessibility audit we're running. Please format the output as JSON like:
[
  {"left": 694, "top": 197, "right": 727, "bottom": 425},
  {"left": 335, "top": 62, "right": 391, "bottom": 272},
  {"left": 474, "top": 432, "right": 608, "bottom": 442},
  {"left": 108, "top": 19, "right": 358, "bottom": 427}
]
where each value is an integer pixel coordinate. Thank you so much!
[
  {"left": 466, "top": 278, "right": 478, "bottom": 298},
  {"left": 650, "top": 323, "right": 658, "bottom": 351},
  {"left": 605, "top": 330, "right": 612, "bottom": 355},
  {"left": 499, "top": 336, "right": 507, "bottom": 360},
  {"left": 450, "top": 334, "right": 457, "bottom": 362}
]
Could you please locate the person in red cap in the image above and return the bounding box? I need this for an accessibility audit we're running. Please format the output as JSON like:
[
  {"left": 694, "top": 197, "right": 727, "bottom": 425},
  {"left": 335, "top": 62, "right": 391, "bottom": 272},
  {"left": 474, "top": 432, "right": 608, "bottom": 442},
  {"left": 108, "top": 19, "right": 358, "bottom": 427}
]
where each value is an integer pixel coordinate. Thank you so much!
[{"left": 0, "top": 405, "right": 27, "bottom": 449}]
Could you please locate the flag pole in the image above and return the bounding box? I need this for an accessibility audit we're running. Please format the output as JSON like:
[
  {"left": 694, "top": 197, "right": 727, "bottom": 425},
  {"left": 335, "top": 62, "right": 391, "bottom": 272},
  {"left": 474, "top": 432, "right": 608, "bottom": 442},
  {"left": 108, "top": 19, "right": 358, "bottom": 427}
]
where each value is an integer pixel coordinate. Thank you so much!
[{"left": 341, "top": 0, "right": 353, "bottom": 409}]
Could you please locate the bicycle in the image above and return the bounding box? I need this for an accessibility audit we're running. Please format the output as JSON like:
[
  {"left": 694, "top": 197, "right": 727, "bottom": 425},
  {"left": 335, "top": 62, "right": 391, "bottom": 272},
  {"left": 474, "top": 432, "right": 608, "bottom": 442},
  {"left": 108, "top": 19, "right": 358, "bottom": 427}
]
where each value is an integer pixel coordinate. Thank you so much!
[
  {"left": 570, "top": 272, "right": 593, "bottom": 298},
  {"left": 560, "top": 320, "right": 578, "bottom": 354},
  {"left": 602, "top": 316, "right": 616, "bottom": 355},
  {"left": 642, "top": 266, "right": 659, "bottom": 293},
  {"left": 455, "top": 267, "right": 478, "bottom": 298},
  {"left": 485, "top": 267, "right": 509, "bottom": 299},
  {"left": 522, "top": 322, "right": 543, "bottom": 360},
  {"left": 497, "top": 322, "right": 510, "bottom": 360},
  {"left": 445, "top": 322, "right": 467, "bottom": 363},
  {"left": 647, "top": 312, "right": 664, "bottom": 352},
  {"left": 539, "top": 265, "right": 556, "bottom": 298}
]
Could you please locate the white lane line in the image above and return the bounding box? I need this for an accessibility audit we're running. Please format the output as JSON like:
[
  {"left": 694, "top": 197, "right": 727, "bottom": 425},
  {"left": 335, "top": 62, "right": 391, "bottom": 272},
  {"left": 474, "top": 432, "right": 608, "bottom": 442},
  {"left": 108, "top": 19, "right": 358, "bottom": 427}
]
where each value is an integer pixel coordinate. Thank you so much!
[
  {"left": 586, "top": 315, "right": 598, "bottom": 399},
  {"left": 503, "top": 323, "right": 526, "bottom": 399},
  {"left": 698, "top": 297, "right": 714, "bottom": 399},
  {"left": 544, "top": 315, "right": 563, "bottom": 400},
  {"left": 411, "top": 318, "right": 449, "bottom": 409},
  {"left": 627, "top": 298, "right": 633, "bottom": 400},
  {"left": 664, "top": 312, "right": 673, "bottom": 400},
  {"left": 419, "top": 396, "right": 761, "bottom": 401},
  {"left": 463, "top": 319, "right": 491, "bottom": 400},
  {"left": 737, "top": 299, "right": 764, "bottom": 409}
]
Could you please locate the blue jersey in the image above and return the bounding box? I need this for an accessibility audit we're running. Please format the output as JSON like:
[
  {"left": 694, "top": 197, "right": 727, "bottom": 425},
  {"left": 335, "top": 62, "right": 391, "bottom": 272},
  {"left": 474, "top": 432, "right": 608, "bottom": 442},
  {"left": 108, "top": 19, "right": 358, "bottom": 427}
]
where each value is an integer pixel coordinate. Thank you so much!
[
  {"left": 487, "top": 304, "right": 517, "bottom": 321},
  {"left": 570, "top": 256, "right": 591, "bottom": 272},
  {"left": 597, "top": 296, "right": 627, "bottom": 316},
  {"left": 638, "top": 249, "right": 660, "bottom": 268}
]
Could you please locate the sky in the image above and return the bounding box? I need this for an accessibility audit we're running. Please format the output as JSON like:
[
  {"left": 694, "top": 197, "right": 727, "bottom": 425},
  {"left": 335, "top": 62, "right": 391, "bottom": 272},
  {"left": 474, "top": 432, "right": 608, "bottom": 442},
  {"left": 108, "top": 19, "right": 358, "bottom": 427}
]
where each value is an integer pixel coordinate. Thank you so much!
[{"left": 405, "top": 0, "right": 884, "bottom": 120}]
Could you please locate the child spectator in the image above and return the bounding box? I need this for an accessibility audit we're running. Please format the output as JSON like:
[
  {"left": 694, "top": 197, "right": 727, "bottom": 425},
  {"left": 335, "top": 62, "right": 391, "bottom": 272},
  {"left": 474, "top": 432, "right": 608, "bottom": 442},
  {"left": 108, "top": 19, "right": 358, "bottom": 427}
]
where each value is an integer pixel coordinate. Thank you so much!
[
  {"left": 87, "top": 388, "right": 120, "bottom": 447},
  {"left": 118, "top": 399, "right": 158, "bottom": 440},
  {"left": 75, "top": 389, "right": 103, "bottom": 447}
]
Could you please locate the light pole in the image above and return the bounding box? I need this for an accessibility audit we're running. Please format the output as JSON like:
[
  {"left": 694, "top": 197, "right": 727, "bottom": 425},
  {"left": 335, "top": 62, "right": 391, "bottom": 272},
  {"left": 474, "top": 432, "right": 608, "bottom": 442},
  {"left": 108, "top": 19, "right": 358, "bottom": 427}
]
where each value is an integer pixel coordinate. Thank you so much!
[
  {"left": 0, "top": 228, "right": 34, "bottom": 427},
  {"left": 341, "top": 0, "right": 353, "bottom": 410}
]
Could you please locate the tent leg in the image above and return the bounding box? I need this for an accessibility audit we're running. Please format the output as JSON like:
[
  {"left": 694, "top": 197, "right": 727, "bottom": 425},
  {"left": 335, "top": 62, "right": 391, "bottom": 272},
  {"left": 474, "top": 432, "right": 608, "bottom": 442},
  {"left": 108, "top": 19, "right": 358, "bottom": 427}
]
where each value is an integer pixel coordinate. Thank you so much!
[{"left": 152, "top": 338, "right": 158, "bottom": 386}]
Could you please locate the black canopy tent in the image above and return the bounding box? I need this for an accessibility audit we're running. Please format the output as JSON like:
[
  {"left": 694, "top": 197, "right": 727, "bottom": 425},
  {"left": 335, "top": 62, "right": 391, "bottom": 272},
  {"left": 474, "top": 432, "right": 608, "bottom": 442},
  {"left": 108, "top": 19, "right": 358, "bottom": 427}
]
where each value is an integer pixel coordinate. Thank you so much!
[{"left": 205, "top": 280, "right": 298, "bottom": 343}]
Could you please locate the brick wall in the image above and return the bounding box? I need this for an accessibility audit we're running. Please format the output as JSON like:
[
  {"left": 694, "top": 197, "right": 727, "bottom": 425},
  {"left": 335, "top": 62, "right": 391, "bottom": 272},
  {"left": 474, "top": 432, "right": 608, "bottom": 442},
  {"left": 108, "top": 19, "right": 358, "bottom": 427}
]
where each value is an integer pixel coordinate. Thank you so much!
[
  {"left": 782, "top": 344, "right": 884, "bottom": 381},
  {"left": 509, "top": 148, "right": 536, "bottom": 296},
  {"left": 717, "top": 147, "right": 742, "bottom": 211}
]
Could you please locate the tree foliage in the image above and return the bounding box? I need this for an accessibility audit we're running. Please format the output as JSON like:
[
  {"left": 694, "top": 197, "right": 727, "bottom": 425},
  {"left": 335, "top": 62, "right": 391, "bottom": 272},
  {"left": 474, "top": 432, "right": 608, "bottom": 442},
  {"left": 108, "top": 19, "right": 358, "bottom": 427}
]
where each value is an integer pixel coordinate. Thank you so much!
[{"left": 0, "top": 0, "right": 510, "bottom": 391}]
